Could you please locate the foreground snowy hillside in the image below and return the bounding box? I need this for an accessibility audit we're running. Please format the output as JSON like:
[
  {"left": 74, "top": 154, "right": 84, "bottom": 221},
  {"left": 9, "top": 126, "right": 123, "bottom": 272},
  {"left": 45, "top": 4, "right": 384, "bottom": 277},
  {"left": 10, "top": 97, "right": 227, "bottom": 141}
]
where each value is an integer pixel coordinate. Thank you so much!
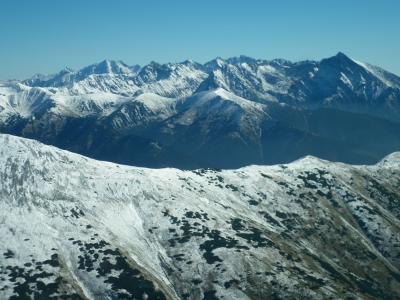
[{"left": 1, "top": 134, "right": 400, "bottom": 299}]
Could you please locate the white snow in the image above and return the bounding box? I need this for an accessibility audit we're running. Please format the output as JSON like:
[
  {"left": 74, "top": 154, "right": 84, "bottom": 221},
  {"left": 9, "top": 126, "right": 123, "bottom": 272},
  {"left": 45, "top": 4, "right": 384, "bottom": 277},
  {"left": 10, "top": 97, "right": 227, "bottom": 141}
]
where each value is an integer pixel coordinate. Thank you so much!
[{"left": 0, "top": 134, "right": 399, "bottom": 299}]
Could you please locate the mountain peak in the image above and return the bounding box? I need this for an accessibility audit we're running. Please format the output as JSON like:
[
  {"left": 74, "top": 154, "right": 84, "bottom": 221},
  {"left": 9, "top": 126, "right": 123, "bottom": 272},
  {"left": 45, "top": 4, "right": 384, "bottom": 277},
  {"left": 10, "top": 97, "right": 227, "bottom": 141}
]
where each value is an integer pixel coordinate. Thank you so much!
[
  {"left": 335, "top": 51, "right": 349, "bottom": 58},
  {"left": 226, "top": 55, "right": 257, "bottom": 65},
  {"left": 332, "top": 52, "right": 361, "bottom": 66},
  {"left": 62, "top": 67, "right": 75, "bottom": 73},
  {"left": 96, "top": 59, "right": 115, "bottom": 73},
  {"left": 318, "top": 52, "right": 357, "bottom": 69},
  {"left": 94, "top": 59, "right": 131, "bottom": 74},
  {"left": 79, "top": 59, "right": 135, "bottom": 76}
]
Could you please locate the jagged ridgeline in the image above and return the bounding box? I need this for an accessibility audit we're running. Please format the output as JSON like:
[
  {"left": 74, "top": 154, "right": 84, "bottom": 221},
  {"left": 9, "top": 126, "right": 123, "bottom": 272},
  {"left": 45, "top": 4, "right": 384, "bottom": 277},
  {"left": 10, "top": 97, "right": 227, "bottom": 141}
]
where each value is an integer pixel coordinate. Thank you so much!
[
  {"left": 1, "top": 134, "right": 400, "bottom": 299},
  {"left": 1, "top": 53, "right": 400, "bottom": 168}
]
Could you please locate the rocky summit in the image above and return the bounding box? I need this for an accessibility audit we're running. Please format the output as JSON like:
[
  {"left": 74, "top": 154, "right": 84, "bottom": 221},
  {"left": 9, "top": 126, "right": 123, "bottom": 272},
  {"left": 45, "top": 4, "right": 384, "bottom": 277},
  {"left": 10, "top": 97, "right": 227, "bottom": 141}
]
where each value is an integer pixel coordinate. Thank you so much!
[{"left": 1, "top": 134, "right": 400, "bottom": 299}]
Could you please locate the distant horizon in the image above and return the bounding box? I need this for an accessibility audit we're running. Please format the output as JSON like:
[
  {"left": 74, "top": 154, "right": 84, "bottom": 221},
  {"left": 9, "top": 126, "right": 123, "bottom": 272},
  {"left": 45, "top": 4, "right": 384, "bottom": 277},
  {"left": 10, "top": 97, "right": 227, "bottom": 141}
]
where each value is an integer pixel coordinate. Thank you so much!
[{"left": 2, "top": 0, "right": 399, "bottom": 79}]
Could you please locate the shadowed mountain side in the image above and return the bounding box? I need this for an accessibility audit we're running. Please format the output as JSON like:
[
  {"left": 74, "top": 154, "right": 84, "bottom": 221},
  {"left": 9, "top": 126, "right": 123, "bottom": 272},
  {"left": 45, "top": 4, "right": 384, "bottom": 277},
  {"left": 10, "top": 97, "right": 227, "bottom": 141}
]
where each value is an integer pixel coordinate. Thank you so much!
[
  {"left": 90, "top": 134, "right": 204, "bottom": 169},
  {"left": 0, "top": 115, "right": 118, "bottom": 155},
  {"left": 140, "top": 120, "right": 378, "bottom": 169},
  {"left": 0, "top": 116, "right": 202, "bottom": 169},
  {"left": 260, "top": 123, "right": 379, "bottom": 165},
  {"left": 267, "top": 104, "right": 400, "bottom": 160},
  {"left": 141, "top": 92, "right": 270, "bottom": 169},
  {"left": 2, "top": 105, "right": 400, "bottom": 169},
  {"left": 133, "top": 98, "right": 400, "bottom": 168},
  {"left": 146, "top": 118, "right": 267, "bottom": 169}
]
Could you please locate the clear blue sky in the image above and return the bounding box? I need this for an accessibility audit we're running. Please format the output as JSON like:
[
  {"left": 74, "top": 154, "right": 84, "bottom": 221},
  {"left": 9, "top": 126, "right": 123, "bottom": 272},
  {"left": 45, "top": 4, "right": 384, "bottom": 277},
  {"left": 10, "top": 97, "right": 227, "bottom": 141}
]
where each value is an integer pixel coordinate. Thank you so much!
[{"left": 1, "top": 0, "right": 399, "bottom": 79}]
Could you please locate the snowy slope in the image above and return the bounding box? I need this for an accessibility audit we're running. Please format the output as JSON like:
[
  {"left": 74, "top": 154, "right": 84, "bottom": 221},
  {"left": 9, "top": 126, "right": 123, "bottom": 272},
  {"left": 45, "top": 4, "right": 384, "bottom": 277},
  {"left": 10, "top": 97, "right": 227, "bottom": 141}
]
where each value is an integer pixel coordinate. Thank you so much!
[
  {"left": 1, "top": 134, "right": 400, "bottom": 299},
  {"left": 104, "top": 93, "right": 178, "bottom": 134},
  {"left": 0, "top": 81, "right": 134, "bottom": 122}
]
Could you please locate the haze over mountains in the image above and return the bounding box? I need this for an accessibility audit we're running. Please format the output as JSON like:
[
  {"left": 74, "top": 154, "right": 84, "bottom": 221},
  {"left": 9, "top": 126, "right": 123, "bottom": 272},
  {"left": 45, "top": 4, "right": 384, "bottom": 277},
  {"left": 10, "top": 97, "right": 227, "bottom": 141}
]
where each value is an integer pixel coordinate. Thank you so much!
[{"left": 1, "top": 52, "right": 400, "bottom": 168}]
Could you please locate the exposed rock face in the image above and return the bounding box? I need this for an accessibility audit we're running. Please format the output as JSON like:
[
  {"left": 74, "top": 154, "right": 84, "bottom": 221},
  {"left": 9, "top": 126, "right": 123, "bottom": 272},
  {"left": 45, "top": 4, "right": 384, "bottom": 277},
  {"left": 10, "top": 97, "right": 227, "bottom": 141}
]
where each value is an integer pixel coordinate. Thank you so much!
[{"left": 1, "top": 134, "right": 400, "bottom": 299}]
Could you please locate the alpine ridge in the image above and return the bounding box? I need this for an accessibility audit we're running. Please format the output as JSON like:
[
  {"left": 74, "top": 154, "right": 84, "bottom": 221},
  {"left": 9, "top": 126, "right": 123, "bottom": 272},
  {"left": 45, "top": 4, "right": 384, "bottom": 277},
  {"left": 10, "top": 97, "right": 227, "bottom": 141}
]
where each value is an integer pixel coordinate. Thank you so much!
[{"left": 0, "top": 133, "right": 400, "bottom": 299}]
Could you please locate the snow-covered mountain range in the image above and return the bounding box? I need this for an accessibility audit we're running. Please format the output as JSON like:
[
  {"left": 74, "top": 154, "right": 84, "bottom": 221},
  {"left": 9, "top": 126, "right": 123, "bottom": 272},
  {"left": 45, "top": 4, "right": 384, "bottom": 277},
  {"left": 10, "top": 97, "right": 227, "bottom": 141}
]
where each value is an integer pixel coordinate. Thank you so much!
[
  {"left": 1, "top": 133, "right": 400, "bottom": 299},
  {"left": 10, "top": 52, "right": 400, "bottom": 119},
  {"left": 1, "top": 53, "right": 400, "bottom": 168}
]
